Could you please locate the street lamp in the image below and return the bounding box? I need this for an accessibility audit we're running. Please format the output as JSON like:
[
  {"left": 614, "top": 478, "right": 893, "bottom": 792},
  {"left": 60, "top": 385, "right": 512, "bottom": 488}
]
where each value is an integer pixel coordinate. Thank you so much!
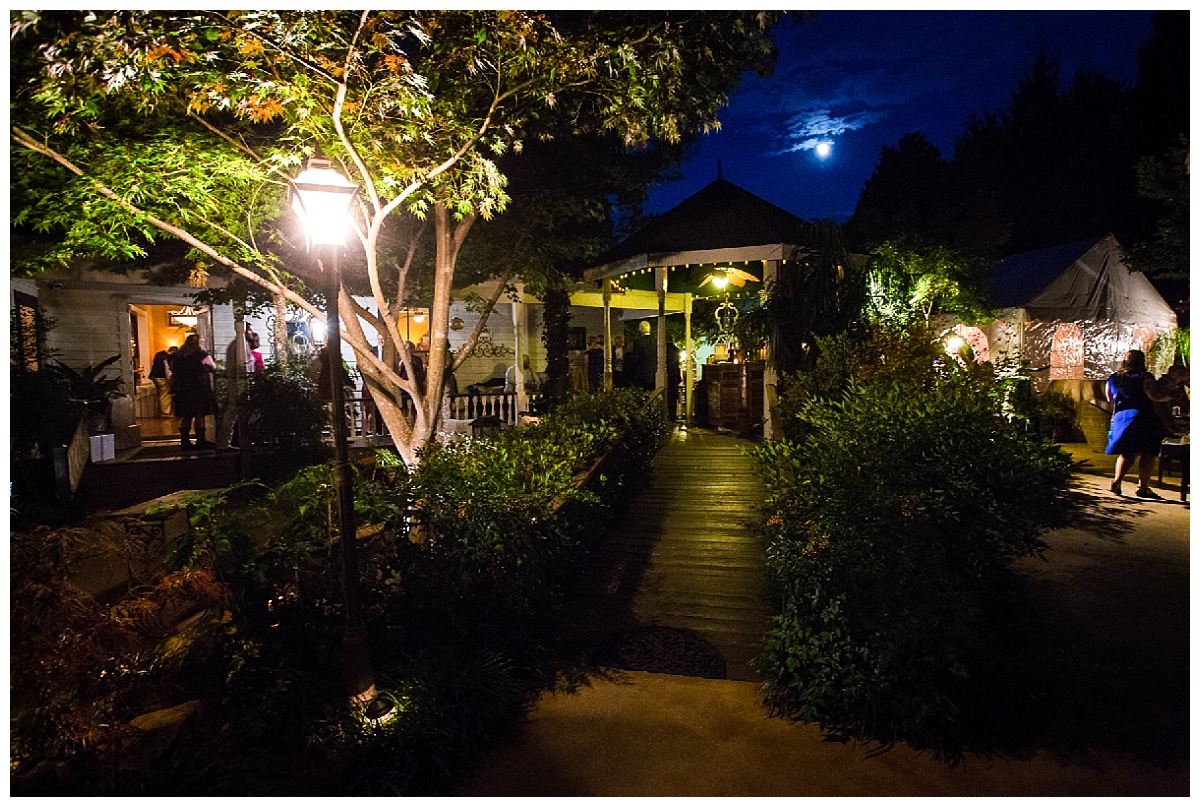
[{"left": 289, "top": 156, "right": 378, "bottom": 710}]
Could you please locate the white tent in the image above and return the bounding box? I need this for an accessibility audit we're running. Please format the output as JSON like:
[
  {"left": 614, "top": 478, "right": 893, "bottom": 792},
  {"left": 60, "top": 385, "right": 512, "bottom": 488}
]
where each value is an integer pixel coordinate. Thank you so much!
[{"left": 979, "top": 235, "right": 1178, "bottom": 384}]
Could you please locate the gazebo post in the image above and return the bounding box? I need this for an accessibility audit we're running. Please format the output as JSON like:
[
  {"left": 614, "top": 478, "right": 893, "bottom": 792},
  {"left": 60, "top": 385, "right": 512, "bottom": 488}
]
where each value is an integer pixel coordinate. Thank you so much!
[
  {"left": 603, "top": 277, "right": 614, "bottom": 391},
  {"left": 685, "top": 292, "right": 694, "bottom": 427},
  {"left": 512, "top": 288, "right": 527, "bottom": 414},
  {"left": 762, "top": 259, "right": 779, "bottom": 439},
  {"left": 656, "top": 266, "right": 667, "bottom": 409}
]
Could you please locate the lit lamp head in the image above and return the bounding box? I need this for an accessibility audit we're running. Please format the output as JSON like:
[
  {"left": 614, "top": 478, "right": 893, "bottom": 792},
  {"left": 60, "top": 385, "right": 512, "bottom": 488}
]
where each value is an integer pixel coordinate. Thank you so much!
[
  {"left": 289, "top": 156, "right": 359, "bottom": 250},
  {"left": 701, "top": 267, "right": 756, "bottom": 292},
  {"left": 944, "top": 334, "right": 966, "bottom": 355}
]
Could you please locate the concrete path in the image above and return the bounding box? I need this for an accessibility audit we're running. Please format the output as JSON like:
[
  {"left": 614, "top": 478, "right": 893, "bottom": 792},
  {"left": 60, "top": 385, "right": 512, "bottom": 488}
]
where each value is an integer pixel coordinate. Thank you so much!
[{"left": 456, "top": 441, "right": 1190, "bottom": 797}]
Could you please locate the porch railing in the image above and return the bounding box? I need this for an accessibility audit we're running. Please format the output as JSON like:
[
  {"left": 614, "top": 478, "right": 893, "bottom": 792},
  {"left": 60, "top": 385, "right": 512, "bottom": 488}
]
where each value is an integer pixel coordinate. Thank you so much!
[
  {"left": 444, "top": 392, "right": 518, "bottom": 425},
  {"left": 342, "top": 391, "right": 520, "bottom": 442}
]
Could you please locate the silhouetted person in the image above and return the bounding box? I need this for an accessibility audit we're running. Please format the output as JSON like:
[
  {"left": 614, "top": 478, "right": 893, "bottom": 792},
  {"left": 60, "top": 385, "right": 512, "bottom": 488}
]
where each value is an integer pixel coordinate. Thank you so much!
[
  {"left": 586, "top": 335, "right": 605, "bottom": 391},
  {"left": 666, "top": 339, "right": 682, "bottom": 420},
  {"left": 611, "top": 335, "right": 627, "bottom": 388},
  {"left": 149, "top": 345, "right": 176, "bottom": 416},
  {"left": 171, "top": 333, "right": 217, "bottom": 451},
  {"left": 631, "top": 320, "right": 657, "bottom": 391}
]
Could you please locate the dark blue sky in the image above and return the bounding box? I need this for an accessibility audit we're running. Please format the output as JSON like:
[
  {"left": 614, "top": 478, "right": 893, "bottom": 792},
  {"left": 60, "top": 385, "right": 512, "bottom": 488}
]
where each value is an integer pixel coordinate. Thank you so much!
[{"left": 644, "top": 10, "right": 1159, "bottom": 224}]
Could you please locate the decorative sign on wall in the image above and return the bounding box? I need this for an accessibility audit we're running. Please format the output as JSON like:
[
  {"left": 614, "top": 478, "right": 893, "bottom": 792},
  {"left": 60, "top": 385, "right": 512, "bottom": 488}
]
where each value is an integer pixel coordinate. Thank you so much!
[{"left": 460, "top": 326, "right": 513, "bottom": 359}]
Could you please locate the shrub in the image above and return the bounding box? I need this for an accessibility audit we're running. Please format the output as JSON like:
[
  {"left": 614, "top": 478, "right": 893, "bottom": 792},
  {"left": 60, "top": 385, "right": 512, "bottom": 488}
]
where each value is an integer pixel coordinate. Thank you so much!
[
  {"left": 10, "top": 524, "right": 235, "bottom": 791},
  {"left": 238, "top": 360, "right": 331, "bottom": 484},
  {"left": 755, "top": 334, "right": 1074, "bottom": 755},
  {"left": 397, "top": 388, "right": 664, "bottom": 644},
  {"left": 11, "top": 386, "right": 664, "bottom": 795}
]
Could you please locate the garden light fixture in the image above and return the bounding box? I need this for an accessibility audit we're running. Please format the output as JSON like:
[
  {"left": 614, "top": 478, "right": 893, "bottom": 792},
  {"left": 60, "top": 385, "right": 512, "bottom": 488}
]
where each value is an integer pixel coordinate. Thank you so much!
[
  {"left": 309, "top": 316, "right": 327, "bottom": 347},
  {"left": 289, "top": 156, "right": 359, "bottom": 249},
  {"left": 168, "top": 305, "right": 201, "bottom": 329},
  {"left": 289, "top": 155, "right": 377, "bottom": 709},
  {"left": 700, "top": 267, "right": 759, "bottom": 290}
]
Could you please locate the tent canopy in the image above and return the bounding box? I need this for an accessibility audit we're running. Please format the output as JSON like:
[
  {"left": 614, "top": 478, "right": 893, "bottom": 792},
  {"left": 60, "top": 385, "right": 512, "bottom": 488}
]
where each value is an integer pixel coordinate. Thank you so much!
[{"left": 985, "top": 234, "right": 1177, "bottom": 331}]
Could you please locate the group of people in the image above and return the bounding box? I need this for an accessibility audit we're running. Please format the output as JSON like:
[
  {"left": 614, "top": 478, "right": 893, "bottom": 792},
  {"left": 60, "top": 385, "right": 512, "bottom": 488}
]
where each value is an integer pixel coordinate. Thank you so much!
[
  {"left": 585, "top": 320, "right": 683, "bottom": 419},
  {"left": 148, "top": 333, "right": 218, "bottom": 450},
  {"left": 148, "top": 324, "right": 265, "bottom": 452},
  {"left": 1105, "top": 348, "right": 1189, "bottom": 499}
]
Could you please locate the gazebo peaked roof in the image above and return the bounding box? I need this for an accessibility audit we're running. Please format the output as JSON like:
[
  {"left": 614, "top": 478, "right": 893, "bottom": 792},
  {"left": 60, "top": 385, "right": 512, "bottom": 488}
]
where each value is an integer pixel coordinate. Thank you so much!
[{"left": 584, "top": 177, "right": 809, "bottom": 281}]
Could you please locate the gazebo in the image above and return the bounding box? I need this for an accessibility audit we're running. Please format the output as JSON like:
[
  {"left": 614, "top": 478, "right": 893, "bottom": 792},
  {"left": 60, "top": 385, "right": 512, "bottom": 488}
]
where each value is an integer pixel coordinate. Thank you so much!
[{"left": 581, "top": 173, "right": 815, "bottom": 436}]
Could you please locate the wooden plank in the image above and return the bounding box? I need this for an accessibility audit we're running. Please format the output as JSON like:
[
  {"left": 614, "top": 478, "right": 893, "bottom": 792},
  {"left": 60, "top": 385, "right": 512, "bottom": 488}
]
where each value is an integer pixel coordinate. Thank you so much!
[{"left": 578, "top": 429, "right": 770, "bottom": 682}]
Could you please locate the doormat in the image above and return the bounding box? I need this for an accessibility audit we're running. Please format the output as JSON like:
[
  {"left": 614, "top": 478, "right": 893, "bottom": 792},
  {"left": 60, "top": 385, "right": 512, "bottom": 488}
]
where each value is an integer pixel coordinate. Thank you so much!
[{"left": 595, "top": 625, "right": 726, "bottom": 679}]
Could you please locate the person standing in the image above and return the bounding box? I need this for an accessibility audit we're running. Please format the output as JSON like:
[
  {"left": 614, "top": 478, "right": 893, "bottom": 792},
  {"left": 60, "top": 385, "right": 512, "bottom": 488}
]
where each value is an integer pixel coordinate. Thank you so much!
[
  {"left": 586, "top": 335, "right": 605, "bottom": 391},
  {"left": 149, "top": 345, "right": 177, "bottom": 416},
  {"left": 666, "top": 339, "right": 682, "bottom": 420},
  {"left": 246, "top": 324, "right": 265, "bottom": 372},
  {"left": 631, "top": 320, "right": 657, "bottom": 391},
  {"left": 172, "top": 333, "right": 218, "bottom": 450},
  {"left": 611, "top": 335, "right": 626, "bottom": 388},
  {"left": 1106, "top": 349, "right": 1172, "bottom": 498}
]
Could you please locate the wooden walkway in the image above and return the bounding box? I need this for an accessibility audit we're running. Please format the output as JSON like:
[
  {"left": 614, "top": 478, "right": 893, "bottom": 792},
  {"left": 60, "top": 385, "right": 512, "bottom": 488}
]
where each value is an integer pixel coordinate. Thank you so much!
[{"left": 575, "top": 427, "right": 772, "bottom": 682}]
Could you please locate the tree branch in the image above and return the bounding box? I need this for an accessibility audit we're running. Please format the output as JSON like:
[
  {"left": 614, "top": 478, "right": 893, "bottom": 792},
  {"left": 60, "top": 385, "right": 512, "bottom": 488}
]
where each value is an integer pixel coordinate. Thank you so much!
[
  {"left": 333, "top": 10, "right": 384, "bottom": 215},
  {"left": 13, "top": 125, "right": 320, "bottom": 319},
  {"left": 201, "top": 11, "right": 341, "bottom": 86}
]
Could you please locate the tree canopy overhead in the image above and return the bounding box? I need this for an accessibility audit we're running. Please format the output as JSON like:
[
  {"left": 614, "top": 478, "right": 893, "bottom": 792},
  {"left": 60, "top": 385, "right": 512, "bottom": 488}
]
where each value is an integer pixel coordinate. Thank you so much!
[{"left": 11, "top": 9, "right": 782, "bottom": 464}]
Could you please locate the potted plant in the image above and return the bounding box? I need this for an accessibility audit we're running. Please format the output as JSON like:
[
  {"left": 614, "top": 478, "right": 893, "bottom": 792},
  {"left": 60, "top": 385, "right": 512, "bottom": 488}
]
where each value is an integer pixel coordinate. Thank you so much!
[{"left": 47, "top": 355, "right": 126, "bottom": 434}]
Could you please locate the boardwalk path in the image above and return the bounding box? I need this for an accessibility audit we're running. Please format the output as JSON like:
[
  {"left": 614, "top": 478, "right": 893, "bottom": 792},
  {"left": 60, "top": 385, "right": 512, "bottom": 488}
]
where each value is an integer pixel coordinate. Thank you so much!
[
  {"left": 573, "top": 426, "right": 772, "bottom": 682},
  {"left": 458, "top": 446, "right": 1189, "bottom": 796}
]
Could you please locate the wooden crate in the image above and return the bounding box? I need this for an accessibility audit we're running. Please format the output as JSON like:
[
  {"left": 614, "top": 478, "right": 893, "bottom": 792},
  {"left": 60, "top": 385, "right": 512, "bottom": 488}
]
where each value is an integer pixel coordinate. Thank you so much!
[{"left": 702, "top": 361, "right": 764, "bottom": 436}]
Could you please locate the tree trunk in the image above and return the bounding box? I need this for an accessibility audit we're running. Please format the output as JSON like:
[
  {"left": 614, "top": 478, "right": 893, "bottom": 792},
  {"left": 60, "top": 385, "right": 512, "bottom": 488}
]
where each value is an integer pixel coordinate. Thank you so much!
[{"left": 542, "top": 284, "right": 572, "bottom": 410}]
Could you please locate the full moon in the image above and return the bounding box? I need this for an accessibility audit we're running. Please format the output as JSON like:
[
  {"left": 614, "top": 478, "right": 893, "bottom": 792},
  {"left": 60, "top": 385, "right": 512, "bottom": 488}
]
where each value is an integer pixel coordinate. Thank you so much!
[{"left": 816, "top": 141, "right": 832, "bottom": 158}]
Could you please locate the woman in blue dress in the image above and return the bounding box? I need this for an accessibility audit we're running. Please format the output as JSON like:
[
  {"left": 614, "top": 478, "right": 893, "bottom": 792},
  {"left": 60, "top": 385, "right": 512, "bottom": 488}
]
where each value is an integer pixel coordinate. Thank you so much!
[{"left": 1105, "top": 349, "right": 1172, "bottom": 498}]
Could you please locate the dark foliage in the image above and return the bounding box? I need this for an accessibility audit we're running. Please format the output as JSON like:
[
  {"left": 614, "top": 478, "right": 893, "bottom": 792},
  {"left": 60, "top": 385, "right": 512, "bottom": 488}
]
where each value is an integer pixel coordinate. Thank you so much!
[
  {"left": 10, "top": 389, "right": 665, "bottom": 796},
  {"left": 754, "top": 327, "right": 1075, "bottom": 757},
  {"left": 237, "top": 359, "right": 332, "bottom": 484}
]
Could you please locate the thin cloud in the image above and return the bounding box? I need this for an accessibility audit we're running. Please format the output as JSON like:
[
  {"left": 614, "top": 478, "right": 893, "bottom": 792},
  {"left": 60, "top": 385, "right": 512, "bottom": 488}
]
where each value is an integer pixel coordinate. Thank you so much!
[{"left": 770, "top": 108, "right": 888, "bottom": 154}]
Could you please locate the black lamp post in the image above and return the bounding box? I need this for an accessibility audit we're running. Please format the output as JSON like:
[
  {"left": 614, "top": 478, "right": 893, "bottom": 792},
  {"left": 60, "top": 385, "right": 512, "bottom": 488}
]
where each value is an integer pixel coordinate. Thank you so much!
[{"left": 289, "top": 156, "right": 377, "bottom": 708}]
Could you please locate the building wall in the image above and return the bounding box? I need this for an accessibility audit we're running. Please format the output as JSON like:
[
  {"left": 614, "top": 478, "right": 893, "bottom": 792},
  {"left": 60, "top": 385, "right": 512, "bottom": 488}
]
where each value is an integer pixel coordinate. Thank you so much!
[
  {"left": 29, "top": 273, "right": 626, "bottom": 400},
  {"left": 37, "top": 278, "right": 214, "bottom": 393}
]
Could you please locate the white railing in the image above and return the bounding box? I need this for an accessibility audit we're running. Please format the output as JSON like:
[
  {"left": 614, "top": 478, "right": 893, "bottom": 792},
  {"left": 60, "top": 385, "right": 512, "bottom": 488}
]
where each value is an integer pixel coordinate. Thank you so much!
[
  {"left": 341, "top": 392, "right": 520, "bottom": 443},
  {"left": 445, "top": 392, "right": 518, "bottom": 425},
  {"left": 345, "top": 396, "right": 394, "bottom": 442}
]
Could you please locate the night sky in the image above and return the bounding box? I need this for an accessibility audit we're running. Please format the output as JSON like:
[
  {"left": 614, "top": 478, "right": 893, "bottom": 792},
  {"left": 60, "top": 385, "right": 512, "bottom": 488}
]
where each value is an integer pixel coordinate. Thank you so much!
[{"left": 644, "top": 10, "right": 1160, "bottom": 224}]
